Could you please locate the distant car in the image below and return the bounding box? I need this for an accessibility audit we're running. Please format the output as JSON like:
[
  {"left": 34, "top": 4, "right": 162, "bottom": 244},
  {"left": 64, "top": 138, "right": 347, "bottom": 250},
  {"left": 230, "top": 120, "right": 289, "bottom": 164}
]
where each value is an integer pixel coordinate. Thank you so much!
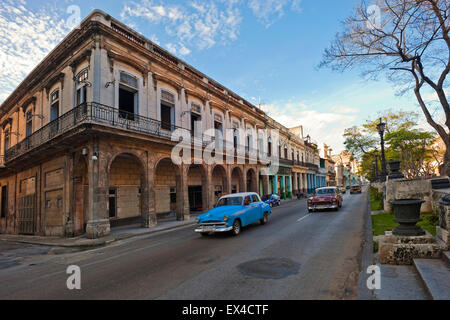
[
  {"left": 262, "top": 194, "right": 281, "bottom": 207},
  {"left": 350, "top": 185, "right": 362, "bottom": 194},
  {"left": 308, "top": 187, "right": 343, "bottom": 212},
  {"left": 195, "top": 193, "right": 272, "bottom": 236}
]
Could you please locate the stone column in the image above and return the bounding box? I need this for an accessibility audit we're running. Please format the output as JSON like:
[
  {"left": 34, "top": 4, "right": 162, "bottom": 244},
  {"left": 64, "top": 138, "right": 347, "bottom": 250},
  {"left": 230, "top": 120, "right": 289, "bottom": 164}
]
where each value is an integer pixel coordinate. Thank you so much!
[
  {"left": 207, "top": 165, "right": 215, "bottom": 210},
  {"left": 261, "top": 174, "right": 269, "bottom": 196},
  {"left": 143, "top": 155, "right": 157, "bottom": 228},
  {"left": 226, "top": 165, "right": 232, "bottom": 196},
  {"left": 273, "top": 175, "right": 278, "bottom": 195},
  {"left": 280, "top": 175, "right": 286, "bottom": 199},
  {"left": 86, "top": 140, "right": 110, "bottom": 239},
  {"left": 287, "top": 175, "right": 292, "bottom": 199}
]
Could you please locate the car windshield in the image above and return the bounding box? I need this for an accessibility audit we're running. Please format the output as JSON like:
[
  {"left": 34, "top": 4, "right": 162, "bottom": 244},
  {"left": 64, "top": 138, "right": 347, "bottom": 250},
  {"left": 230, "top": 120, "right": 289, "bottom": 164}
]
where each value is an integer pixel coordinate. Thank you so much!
[
  {"left": 316, "top": 189, "right": 335, "bottom": 195},
  {"left": 216, "top": 197, "right": 243, "bottom": 207},
  {"left": 351, "top": 186, "right": 360, "bottom": 189}
]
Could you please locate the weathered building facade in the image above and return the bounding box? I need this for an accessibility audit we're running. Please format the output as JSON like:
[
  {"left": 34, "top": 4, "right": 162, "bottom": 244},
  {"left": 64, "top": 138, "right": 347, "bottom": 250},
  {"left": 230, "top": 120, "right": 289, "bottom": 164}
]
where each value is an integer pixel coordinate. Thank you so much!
[{"left": 0, "top": 10, "right": 324, "bottom": 239}]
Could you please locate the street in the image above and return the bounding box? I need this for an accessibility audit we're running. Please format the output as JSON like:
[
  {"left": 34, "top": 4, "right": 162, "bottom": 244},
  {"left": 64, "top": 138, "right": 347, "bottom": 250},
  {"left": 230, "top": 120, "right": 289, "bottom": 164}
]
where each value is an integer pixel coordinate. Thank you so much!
[{"left": 0, "top": 189, "right": 369, "bottom": 300}]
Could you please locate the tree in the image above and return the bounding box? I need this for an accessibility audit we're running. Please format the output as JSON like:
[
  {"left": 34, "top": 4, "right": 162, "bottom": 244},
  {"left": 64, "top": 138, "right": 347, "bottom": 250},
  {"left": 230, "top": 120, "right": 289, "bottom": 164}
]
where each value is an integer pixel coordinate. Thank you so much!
[
  {"left": 320, "top": 0, "right": 450, "bottom": 175},
  {"left": 344, "top": 110, "right": 438, "bottom": 178},
  {"left": 385, "top": 128, "right": 436, "bottom": 178}
]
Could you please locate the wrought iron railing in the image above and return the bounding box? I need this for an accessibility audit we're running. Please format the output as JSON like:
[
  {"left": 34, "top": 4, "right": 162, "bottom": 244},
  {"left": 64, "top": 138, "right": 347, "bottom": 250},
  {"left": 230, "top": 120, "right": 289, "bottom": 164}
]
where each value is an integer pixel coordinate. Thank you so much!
[
  {"left": 4, "top": 102, "right": 269, "bottom": 163},
  {"left": 279, "top": 158, "right": 294, "bottom": 166}
]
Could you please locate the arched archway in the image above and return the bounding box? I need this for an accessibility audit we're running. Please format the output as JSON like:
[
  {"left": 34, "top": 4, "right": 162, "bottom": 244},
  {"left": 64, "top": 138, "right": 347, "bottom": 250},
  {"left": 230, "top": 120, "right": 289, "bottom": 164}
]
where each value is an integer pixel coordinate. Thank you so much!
[
  {"left": 154, "top": 157, "right": 182, "bottom": 220},
  {"left": 231, "top": 166, "right": 244, "bottom": 194},
  {"left": 246, "top": 168, "right": 257, "bottom": 193},
  {"left": 187, "top": 164, "right": 208, "bottom": 213},
  {"left": 211, "top": 165, "right": 228, "bottom": 203},
  {"left": 108, "top": 153, "right": 146, "bottom": 227}
]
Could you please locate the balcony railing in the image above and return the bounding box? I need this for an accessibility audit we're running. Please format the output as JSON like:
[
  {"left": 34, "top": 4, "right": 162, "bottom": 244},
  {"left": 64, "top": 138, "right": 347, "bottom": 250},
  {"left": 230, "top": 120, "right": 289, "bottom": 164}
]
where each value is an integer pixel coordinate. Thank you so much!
[{"left": 4, "top": 103, "right": 269, "bottom": 163}]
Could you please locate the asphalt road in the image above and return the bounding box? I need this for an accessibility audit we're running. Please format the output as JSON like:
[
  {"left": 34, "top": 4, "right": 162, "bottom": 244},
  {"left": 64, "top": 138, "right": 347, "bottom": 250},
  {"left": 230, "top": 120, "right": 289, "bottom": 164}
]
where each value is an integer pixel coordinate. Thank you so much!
[{"left": 0, "top": 188, "right": 370, "bottom": 300}]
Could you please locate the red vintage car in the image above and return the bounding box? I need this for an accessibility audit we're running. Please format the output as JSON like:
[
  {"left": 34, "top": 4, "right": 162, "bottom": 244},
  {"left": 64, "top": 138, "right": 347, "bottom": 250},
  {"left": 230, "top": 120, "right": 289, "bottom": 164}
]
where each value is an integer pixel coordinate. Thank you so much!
[{"left": 308, "top": 187, "right": 343, "bottom": 212}]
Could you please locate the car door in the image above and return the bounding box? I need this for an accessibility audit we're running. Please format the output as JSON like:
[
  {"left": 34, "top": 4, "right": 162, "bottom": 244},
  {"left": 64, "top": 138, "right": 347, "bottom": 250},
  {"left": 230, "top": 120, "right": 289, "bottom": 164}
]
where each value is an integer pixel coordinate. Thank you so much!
[
  {"left": 242, "top": 196, "right": 253, "bottom": 226},
  {"left": 251, "top": 194, "right": 263, "bottom": 222}
]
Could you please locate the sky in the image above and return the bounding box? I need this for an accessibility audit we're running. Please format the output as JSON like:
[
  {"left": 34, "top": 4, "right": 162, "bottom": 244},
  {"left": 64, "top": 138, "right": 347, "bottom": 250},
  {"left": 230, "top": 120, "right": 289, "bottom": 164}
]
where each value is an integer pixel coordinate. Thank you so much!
[{"left": 0, "top": 0, "right": 442, "bottom": 153}]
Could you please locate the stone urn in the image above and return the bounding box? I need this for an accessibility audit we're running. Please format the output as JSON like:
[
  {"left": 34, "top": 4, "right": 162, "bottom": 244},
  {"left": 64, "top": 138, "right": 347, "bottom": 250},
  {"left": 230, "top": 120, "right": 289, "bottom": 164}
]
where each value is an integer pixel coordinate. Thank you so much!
[
  {"left": 390, "top": 199, "right": 425, "bottom": 236},
  {"left": 388, "top": 161, "right": 404, "bottom": 179}
]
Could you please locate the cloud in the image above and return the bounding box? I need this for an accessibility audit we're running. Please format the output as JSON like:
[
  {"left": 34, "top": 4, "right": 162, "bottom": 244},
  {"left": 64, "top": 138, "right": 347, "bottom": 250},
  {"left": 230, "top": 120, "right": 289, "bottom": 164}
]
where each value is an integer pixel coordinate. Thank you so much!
[
  {"left": 331, "top": 106, "right": 359, "bottom": 114},
  {"left": 248, "top": 0, "right": 302, "bottom": 28},
  {"left": 262, "top": 102, "right": 357, "bottom": 153},
  {"left": 121, "top": 0, "right": 242, "bottom": 53},
  {"left": 0, "top": 0, "right": 71, "bottom": 104}
]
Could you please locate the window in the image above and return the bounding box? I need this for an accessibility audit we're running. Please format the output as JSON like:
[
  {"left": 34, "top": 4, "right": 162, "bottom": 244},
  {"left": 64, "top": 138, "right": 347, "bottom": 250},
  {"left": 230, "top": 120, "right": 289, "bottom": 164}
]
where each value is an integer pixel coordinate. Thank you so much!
[
  {"left": 191, "top": 104, "right": 202, "bottom": 136},
  {"left": 170, "top": 187, "right": 177, "bottom": 204},
  {"left": 75, "top": 69, "right": 88, "bottom": 106},
  {"left": 232, "top": 121, "right": 239, "bottom": 149},
  {"left": 26, "top": 110, "right": 33, "bottom": 137},
  {"left": 50, "top": 90, "right": 60, "bottom": 121},
  {"left": 278, "top": 142, "right": 281, "bottom": 157},
  {"left": 109, "top": 188, "right": 117, "bottom": 218},
  {"left": 119, "top": 72, "right": 138, "bottom": 121},
  {"left": 246, "top": 134, "right": 252, "bottom": 150},
  {"left": 268, "top": 138, "right": 272, "bottom": 157},
  {"left": 161, "top": 90, "right": 175, "bottom": 131},
  {"left": 292, "top": 149, "right": 295, "bottom": 161},
  {"left": 1, "top": 185, "right": 7, "bottom": 218},
  {"left": 4, "top": 129, "right": 9, "bottom": 153},
  {"left": 284, "top": 145, "right": 288, "bottom": 159},
  {"left": 251, "top": 195, "right": 260, "bottom": 203}
]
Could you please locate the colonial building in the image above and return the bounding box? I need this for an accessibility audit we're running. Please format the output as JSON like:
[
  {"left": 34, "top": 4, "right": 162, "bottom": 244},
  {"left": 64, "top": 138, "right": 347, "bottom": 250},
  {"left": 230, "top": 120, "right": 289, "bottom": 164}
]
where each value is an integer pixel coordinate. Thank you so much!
[
  {"left": 332, "top": 151, "right": 361, "bottom": 188},
  {"left": 0, "top": 10, "right": 325, "bottom": 239}
]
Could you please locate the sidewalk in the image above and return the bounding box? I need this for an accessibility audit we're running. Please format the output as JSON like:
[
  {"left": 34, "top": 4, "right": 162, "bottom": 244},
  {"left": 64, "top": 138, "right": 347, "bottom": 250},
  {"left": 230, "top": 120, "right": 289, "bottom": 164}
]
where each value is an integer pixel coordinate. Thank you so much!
[{"left": 0, "top": 216, "right": 198, "bottom": 249}]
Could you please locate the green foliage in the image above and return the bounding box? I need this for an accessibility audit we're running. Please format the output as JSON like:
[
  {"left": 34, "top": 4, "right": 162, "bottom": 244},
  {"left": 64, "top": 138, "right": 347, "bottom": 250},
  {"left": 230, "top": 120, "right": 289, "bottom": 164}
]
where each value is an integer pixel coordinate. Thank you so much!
[
  {"left": 344, "top": 110, "right": 438, "bottom": 179},
  {"left": 369, "top": 186, "right": 383, "bottom": 211},
  {"left": 372, "top": 212, "right": 438, "bottom": 237}
]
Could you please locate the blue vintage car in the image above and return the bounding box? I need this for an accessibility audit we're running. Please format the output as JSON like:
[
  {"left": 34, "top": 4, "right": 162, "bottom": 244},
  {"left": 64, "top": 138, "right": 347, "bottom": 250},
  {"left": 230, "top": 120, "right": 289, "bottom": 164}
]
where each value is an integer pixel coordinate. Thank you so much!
[
  {"left": 261, "top": 194, "right": 281, "bottom": 207},
  {"left": 194, "top": 192, "right": 272, "bottom": 236}
]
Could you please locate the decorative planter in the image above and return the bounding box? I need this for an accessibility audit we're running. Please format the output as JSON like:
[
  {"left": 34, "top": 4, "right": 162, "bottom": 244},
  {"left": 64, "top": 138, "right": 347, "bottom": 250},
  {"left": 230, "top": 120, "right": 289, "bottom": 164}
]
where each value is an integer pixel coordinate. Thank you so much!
[
  {"left": 388, "top": 161, "right": 404, "bottom": 179},
  {"left": 390, "top": 199, "right": 425, "bottom": 236}
]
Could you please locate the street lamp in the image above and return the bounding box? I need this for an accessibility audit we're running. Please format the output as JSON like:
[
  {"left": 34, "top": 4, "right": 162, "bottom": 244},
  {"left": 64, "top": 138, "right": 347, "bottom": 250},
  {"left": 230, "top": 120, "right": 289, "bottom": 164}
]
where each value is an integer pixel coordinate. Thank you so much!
[
  {"left": 376, "top": 118, "right": 387, "bottom": 181},
  {"left": 373, "top": 149, "right": 379, "bottom": 180}
]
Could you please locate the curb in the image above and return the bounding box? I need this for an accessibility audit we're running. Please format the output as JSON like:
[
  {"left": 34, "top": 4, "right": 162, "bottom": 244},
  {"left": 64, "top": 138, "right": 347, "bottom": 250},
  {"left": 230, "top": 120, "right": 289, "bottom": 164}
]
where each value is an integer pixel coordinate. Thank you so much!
[{"left": 0, "top": 221, "right": 197, "bottom": 249}]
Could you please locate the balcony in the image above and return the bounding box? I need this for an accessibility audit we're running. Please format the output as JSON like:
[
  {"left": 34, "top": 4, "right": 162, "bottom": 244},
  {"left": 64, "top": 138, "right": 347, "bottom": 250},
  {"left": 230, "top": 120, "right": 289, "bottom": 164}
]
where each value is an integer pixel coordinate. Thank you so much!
[
  {"left": 4, "top": 103, "right": 268, "bottom": 164},
  {"left": 279, "top": 158, "right": 294, "bottom": 166}
]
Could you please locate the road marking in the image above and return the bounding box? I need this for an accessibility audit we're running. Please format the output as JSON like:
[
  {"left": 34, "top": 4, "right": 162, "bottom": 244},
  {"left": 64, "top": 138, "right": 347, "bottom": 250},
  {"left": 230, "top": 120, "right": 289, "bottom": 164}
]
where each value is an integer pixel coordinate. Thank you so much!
[{"left": 297, "top": 213, "right": 312, "bottom": 222}]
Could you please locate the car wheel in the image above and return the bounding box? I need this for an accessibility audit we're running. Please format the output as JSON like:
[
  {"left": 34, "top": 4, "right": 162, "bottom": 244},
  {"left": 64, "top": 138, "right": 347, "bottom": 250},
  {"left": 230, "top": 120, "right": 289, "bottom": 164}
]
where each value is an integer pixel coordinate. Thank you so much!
[
  {"left": 260, "top": 212, "right": 268, "bottom": 225},
  {"left": 232, "top": 219, "right": 241, "bottom": 236}
]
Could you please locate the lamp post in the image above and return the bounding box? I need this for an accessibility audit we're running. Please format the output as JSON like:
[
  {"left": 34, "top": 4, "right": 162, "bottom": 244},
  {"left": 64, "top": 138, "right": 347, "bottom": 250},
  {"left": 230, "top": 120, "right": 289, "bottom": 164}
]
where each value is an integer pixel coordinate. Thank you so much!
[
  {"left": 376, "top": 118, "right": 387, "bottom": 181},
  {"left": 373, "top": 149, "right": 379, "bottom": 180}
]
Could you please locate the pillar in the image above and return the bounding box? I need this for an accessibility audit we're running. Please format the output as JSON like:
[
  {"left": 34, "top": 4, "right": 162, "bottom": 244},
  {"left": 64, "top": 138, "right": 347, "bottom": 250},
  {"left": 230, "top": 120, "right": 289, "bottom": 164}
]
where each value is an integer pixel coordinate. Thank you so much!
[
  {"left": 180, "top": 164, "right": 190, "bottom": 221},
  {"left": 292, "top": 173, "right": 298, "bottom": 195},
  {"left": 86, "top": 140, "right": 110, "bottom": 239},
  {"left": 261, "top": 174, "right": 269, "bottom": 196},
  {"left": 287, "top": 175, "right": 292, "bottom": 199},
  {"left": 143, "top": 155, "right": 157, "bottom": 228},
  {"left": 273, "top": 175, "right": 278, "bottom": 195},
  {"left": 280, "top": 175, "right": 286, "bottom": 200}
]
